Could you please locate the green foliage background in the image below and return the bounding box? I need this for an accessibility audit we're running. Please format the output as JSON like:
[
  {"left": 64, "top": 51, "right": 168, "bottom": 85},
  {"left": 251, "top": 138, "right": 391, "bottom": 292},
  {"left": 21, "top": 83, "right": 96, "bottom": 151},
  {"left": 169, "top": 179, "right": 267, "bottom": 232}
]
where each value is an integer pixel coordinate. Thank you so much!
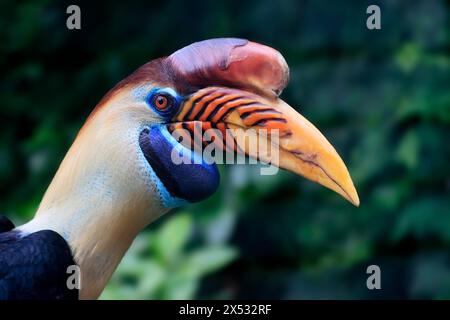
[{"left": 0, "top": 0, "right": 449, "bottom": 299}]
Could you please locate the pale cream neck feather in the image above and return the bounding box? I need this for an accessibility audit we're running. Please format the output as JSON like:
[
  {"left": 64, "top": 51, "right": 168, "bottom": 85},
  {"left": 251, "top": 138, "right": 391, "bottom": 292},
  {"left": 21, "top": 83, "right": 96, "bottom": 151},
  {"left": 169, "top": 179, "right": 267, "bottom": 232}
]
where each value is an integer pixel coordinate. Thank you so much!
[{"left": 18, "top": 92, "right": 168, "bottom": 299}]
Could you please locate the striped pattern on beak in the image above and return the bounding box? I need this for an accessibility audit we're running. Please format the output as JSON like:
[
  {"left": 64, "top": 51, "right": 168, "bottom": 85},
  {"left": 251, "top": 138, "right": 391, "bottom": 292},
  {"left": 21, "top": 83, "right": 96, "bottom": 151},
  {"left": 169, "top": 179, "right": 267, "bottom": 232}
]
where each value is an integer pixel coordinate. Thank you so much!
[{"left": 168, "top": 87, "right": 292, "bottom": 154}]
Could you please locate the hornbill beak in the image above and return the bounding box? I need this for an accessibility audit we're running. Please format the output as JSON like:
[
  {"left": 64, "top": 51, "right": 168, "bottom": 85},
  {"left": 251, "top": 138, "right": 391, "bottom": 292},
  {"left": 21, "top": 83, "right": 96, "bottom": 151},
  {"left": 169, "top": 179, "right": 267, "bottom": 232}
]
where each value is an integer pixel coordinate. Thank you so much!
[{"left": 165, "top": 39, "right": 359, "bottom": 206}]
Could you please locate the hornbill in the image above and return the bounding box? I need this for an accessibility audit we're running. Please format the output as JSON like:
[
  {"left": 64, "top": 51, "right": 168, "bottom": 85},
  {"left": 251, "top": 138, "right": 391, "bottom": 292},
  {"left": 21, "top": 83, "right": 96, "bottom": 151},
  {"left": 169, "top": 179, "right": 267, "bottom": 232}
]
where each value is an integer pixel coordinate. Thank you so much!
[{"left": 0, "top": 38, "right": 359, "bottom": 300}]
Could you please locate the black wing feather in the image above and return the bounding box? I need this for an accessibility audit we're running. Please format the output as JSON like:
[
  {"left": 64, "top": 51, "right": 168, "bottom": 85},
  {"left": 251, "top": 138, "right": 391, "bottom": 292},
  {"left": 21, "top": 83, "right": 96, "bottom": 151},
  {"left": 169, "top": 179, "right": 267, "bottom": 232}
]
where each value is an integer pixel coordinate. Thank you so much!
[{"left": 0, "top": 228, "right": 79, "bottom": 300}]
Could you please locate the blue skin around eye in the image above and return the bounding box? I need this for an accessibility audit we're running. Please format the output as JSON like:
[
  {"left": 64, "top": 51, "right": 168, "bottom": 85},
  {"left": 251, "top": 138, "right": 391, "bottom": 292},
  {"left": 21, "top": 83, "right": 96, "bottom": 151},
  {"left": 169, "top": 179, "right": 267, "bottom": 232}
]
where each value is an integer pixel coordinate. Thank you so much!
[
  {"left": 139, "top": 125, "right": 220, "bottom": 207},
  {"left": 145, "top": 87, "right": 183, "bottom": 120}
]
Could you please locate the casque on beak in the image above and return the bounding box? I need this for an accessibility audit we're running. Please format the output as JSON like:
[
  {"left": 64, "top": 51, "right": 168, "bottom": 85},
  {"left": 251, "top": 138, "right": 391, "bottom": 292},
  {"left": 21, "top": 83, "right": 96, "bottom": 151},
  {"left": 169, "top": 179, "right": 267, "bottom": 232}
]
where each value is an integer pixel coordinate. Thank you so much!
[{"left": 165, "top": 38, "right": 359, "bottom": 206}]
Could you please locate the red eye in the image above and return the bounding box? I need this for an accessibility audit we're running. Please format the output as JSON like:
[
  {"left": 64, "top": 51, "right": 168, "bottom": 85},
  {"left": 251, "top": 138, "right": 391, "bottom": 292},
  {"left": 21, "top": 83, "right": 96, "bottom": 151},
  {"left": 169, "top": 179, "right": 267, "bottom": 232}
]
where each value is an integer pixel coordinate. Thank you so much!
[{"left": 153, "top": 94, "right": 169, "bottom": 110}]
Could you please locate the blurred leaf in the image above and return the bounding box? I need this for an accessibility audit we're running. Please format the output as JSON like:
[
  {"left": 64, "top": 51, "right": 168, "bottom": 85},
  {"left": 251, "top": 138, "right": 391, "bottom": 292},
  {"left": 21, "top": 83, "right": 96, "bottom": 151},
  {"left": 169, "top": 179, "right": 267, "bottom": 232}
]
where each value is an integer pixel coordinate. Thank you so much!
[
  {"left": 153, "top": 213, "right": 192, "bottom": 263},
  {"left": 163, "top": 277, "right": 198, "bottom": 300},
  {"left": 396, "top": 43, "right": 422, "bottom": 72},
  {"left": 179, "top": 246, "right": 238, "bottom": 279},
  {"left": 396, "top": 130, "right": 420, "bottom": 170},
  {"left": 135, "top": 261, "right": 166, "bottom": 298},
  {"left": 393, "top": 197, "right": 450, "bottom": 242}
]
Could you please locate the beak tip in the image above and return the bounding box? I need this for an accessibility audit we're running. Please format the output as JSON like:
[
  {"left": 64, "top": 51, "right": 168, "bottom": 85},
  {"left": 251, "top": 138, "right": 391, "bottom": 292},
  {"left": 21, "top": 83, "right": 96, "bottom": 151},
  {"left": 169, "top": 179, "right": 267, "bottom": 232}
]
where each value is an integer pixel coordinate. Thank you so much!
[
  {"left": 350, "top": 196, "right": 360, "bottom": 207},
  {"left": 345, "top": 186, "right": 360, "bottom": 207}
]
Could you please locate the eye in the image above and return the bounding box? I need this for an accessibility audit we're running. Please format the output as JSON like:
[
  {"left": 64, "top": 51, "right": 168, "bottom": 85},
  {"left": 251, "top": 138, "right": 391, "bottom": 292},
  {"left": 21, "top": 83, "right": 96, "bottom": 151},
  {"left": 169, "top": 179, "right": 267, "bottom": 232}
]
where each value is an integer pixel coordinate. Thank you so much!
[
  {"left": 153, "top": 94, "right": 170, "bottom": 111},
  {"left": 146, "top": 88, "right": 181, "bottom": 117}
]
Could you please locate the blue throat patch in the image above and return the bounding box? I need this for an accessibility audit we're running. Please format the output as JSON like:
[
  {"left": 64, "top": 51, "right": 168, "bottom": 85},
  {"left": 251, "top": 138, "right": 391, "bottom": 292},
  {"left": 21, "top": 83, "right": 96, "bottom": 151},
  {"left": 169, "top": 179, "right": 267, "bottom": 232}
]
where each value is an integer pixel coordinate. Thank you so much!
[{"left": 139, "top": 125, "right": 220, "bottom": 207}]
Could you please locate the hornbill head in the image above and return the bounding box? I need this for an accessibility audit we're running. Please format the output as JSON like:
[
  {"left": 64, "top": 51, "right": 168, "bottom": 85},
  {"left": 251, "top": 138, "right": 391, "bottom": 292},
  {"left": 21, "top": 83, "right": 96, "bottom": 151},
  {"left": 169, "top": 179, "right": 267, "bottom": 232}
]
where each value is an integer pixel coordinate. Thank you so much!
[
  {"left": 86, "top": 38, "right": 359, "bottom": 207},
  {"left": 24, "top": 38, "right": 359, "bottom": 299}
]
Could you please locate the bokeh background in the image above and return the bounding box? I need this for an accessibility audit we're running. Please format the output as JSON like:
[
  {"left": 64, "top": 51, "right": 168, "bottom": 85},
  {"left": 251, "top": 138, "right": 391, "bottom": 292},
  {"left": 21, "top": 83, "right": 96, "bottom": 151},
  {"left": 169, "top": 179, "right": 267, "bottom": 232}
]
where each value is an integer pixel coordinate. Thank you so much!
[{"left": 1, "top": 0, "right": 449, "bottom": 299}]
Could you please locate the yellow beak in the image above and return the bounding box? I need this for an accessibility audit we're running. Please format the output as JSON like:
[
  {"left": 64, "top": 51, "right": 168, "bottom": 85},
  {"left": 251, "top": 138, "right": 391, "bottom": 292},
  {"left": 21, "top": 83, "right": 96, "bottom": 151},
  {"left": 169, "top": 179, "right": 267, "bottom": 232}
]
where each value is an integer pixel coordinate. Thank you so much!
[{"left": 170, "top": 86, "right": 359, "bottom": 206}]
